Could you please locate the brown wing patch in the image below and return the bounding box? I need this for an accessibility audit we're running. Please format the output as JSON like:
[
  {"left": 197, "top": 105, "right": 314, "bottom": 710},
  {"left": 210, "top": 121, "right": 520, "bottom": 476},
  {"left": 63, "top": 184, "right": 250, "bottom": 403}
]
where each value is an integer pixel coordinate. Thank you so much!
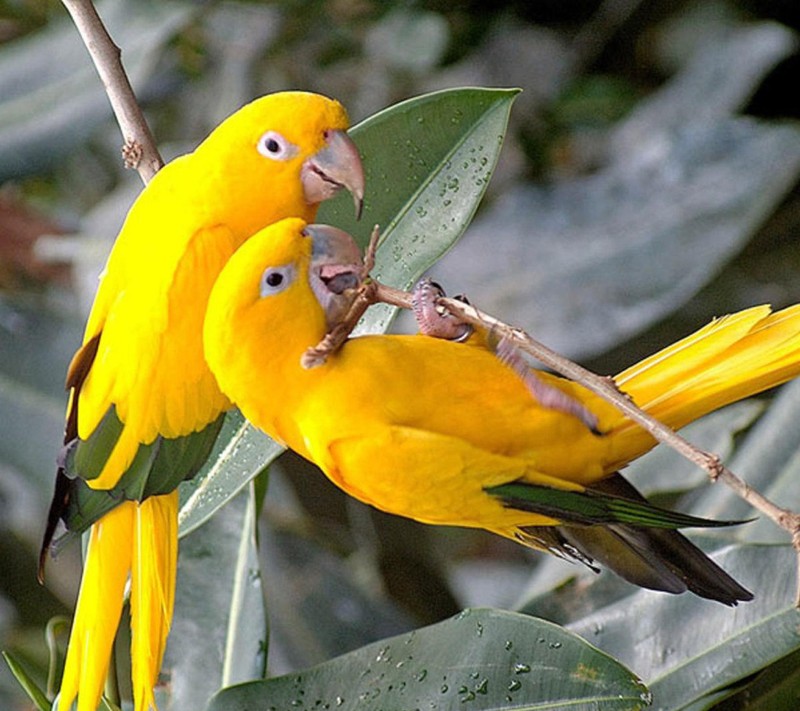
[
  {"left": 39, "top": 332, "right": 102, "bottom": 581},
  {"left": 64, "top": 332, "right": 101, "bottom": 442}
]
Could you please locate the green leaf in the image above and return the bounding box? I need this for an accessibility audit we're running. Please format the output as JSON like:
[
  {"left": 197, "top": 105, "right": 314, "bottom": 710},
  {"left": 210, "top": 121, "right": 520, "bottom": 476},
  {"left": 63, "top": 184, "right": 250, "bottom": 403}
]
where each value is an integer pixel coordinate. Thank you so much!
[
  {"left": 206, "top": 609, "right": 649, "bottom": 711},
  {"left": 221, "top": 483, "right": 268, "bottom": 689},
  {"left": 700, "top": 647, "right": 800, "bottom": 711},
  {"left": 165, "top": 482, "right": 267, "bottom": 710},
  {"left": 1, "top": 651, "right": 50, "bottom": 711},
  {"left": 565, "top": 545, "right": 800, "bottom": 710},
  {"left": 177, "top": 410, "right": 281, "bottom": 537},
  {"left": 178, "top": 87, "right": 518, "bottom": 535},
  {"left": 321, "top": 86, "right": 519, "bottom": 334}
]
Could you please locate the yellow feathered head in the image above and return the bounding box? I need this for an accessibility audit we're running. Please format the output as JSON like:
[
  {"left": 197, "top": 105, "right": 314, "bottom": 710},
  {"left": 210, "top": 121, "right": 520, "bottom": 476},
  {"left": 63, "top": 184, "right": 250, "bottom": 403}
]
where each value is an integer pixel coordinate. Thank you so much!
[
  {"left": 204, "top": 217, "right": 363, "bottom": 395},
  {"left": 193, "top": 92, "right": 364, "bottom": 230}
]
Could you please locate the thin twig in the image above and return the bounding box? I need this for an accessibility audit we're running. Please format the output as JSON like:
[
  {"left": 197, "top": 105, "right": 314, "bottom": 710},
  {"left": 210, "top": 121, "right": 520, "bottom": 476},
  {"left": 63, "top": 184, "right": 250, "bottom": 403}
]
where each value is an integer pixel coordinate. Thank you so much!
[{"left": 62, "top": 0, "right": 163, "bottom": 183}]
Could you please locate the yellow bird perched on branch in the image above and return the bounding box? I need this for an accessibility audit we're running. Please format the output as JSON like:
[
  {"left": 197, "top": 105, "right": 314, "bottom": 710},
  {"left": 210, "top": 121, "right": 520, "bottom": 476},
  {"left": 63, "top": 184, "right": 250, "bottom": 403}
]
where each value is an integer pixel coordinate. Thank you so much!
[
  {"left": 40, "top": 92, "right": 364, "bottom": 711},
  {"left": 204, "top": 218, "right": 800, "bottom": 608}
]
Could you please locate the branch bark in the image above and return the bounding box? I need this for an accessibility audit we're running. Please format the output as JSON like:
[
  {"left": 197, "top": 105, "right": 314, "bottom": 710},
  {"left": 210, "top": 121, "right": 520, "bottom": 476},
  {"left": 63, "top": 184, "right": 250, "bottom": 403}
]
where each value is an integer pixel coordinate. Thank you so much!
[{"left": 62, "top": 0, "right": 163, "bottom": 184}]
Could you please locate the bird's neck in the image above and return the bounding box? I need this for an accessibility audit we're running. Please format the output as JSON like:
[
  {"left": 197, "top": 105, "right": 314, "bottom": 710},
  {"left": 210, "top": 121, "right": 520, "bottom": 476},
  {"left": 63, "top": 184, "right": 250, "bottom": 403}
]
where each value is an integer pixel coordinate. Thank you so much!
[{"left": 229, "top": 301, "right": 328, "bottom": 438}]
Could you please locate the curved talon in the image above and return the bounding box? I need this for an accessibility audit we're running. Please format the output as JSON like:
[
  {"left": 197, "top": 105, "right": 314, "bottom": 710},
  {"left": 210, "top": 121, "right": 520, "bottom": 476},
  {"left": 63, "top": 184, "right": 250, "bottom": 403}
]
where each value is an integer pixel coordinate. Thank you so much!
[{"left": 412, "top": 278, "right": 474, "bottom": 342}]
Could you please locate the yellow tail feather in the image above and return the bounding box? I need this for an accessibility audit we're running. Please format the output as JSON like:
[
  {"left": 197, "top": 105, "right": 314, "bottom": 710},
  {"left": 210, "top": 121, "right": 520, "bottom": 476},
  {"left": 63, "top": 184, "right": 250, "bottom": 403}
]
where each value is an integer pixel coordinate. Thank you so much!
[
  {"left": 58, "top": 493, "right": 178, "bottom": 711},
  {"left": 608, "top": 304, "right": 800, "bottom": 464},
  {"left": 58, "top": 502, "right": 134, "bottom": 711},
  {"left": 131, "top": 492, "right": 178, "bottom": 711}
]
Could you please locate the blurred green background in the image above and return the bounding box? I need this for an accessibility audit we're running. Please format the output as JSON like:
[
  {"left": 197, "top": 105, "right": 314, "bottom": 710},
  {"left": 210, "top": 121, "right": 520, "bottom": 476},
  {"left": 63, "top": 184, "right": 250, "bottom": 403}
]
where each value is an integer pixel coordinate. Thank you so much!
[{"left": 2, "top": 1, "right": 800, "bottom": 709}]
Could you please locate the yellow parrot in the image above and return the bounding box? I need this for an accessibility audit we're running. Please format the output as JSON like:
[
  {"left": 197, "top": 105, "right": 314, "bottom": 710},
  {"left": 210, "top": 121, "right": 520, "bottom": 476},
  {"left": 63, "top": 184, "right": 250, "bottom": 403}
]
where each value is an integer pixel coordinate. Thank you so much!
[
  {"left": 40, "top": 92, "right": 364, "bottom": 711},
  {"left": 204, "top": 218, "right": 800, "bottom": 608}
]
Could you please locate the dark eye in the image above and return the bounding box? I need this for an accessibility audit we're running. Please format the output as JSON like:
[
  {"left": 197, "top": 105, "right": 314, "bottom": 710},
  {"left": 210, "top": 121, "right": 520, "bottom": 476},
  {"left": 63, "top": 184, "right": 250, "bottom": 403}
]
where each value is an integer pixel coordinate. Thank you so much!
[
  {"left": 260, "top": 265, "right": 295, "bottom": 297},
  {"left": 257, "top": 130, "right": 297, "bottom": 161}
]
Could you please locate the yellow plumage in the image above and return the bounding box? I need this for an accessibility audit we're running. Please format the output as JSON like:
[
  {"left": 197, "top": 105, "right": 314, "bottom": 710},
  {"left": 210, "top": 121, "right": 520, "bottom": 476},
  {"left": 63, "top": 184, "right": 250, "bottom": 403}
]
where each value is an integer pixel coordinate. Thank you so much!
[
  {"left": 57, "top": 501, "right": 134, "bottom": 711},
  {"left": 204, "top": 218, "right": 800, "bottom": 607},
  {"left": 44, "top": 92, "right": 364, "bottom": 711},
  {"left": 130, "top": 493, "right": 178, "bottom": 711}
]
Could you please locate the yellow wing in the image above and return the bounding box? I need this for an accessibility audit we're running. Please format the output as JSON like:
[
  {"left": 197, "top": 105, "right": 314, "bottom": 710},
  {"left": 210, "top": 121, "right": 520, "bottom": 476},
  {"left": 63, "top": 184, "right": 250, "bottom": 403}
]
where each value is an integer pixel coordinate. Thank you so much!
[
  {"left": 320, "top": 424, "right": 580, "bottom": 529},
  {"left": 78, "top": 220, "right": 238, "bottom": 487}
]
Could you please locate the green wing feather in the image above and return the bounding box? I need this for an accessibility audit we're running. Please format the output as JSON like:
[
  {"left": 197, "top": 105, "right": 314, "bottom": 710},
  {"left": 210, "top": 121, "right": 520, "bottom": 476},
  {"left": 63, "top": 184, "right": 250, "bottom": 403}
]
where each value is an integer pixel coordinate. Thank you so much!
[
  {"left": 493, "top": 473, "right": 754, "bottom": 605},
  {"left": 62, "top": 410, "right": 225, "bottom": 534},
  {"left": 486, "top": 481, "right": 749, "bottom": 529}
]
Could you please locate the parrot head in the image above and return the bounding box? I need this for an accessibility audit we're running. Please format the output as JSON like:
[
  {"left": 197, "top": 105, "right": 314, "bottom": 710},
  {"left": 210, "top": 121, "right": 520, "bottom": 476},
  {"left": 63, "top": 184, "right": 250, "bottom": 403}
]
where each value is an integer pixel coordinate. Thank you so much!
[
  {"left": 195, "top": 92, "right": 365, "bottom": 231},
  {"left": 204, "top": 217, "right": 364, "bottom": 393}
]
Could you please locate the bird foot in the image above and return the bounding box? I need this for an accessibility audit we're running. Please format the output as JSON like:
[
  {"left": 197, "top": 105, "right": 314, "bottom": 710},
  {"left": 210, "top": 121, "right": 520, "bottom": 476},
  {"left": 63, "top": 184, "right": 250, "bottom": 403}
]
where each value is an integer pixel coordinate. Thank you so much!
[
  {"left": 411, "top": 278, "right": 600, "bottom": 434},
  {"left": 412, "top": 278, "right": 473, "bottom": 342}
]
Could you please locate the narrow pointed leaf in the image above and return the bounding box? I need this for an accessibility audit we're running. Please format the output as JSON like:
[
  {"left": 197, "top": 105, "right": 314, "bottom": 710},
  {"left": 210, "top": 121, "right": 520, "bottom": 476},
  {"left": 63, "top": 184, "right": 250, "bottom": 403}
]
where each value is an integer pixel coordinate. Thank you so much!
[
  {"left": 1, "top": 651, "right": 50, "bottom": 711},
  {"left": 221, "top": 484, "right": 268, "bottom": 688},
  {"left": 165, "top": 483, "right": 267, "bottom": 710},
  {"left": 178, "top": 410, "right": 281, "bottom": 537},
  {"left": 321, "top": 86, "right": 519, "bottom": 334}
]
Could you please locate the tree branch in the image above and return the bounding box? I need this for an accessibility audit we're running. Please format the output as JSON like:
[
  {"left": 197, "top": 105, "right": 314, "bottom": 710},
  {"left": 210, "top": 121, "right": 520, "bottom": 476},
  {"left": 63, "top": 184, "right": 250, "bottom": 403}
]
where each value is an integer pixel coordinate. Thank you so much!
[{"left": 62, "top": 0, "right": 163, "bottom": 184}]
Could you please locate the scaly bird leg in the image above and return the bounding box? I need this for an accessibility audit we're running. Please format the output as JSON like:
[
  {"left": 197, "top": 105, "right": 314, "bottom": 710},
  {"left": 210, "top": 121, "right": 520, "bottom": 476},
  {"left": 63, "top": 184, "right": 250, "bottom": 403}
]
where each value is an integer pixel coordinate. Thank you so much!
[
  {"left": 411, "top": 278, "right": 600, "bottom": 434},
  {"left": 493, "top": 337, "right": 601, "bottom": 435}
]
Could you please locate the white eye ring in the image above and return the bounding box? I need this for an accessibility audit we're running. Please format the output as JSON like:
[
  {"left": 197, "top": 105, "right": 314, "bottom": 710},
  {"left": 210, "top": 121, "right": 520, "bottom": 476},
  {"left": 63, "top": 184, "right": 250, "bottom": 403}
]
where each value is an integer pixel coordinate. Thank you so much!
[
  {"left": 256, "top": 130, "right": 298, "bottom": 161},
  {"left": 260, "top": 265, "right": 295, "bottom": 297}
]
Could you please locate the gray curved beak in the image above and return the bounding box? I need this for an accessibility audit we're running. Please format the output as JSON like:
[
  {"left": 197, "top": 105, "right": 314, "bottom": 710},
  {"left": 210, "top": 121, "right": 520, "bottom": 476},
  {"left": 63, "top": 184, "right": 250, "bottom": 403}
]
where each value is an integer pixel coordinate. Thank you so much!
[
  {"left": 303, "top": 223, "right": 364, "bottom": 327},
  {"left": 301, "top": 130, "right": 365, "bottom": 219}
]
